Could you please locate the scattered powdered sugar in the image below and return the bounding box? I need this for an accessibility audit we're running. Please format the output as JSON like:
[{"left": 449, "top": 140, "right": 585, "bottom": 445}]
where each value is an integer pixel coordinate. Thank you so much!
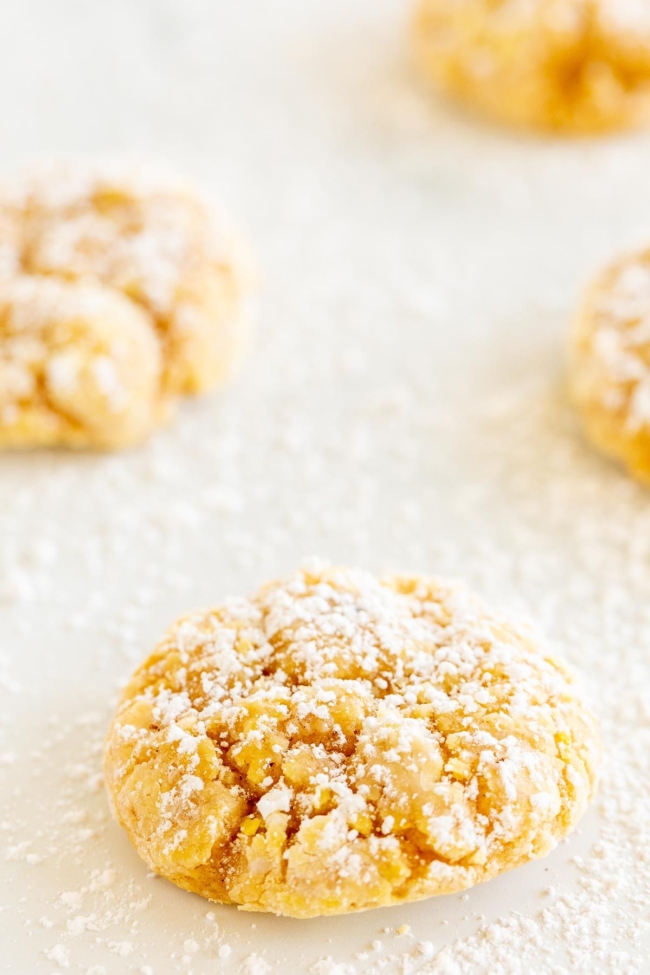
[
  {"left": 240, "top": 954, "right": 271, "bottom": 975},
  {"left": 3, "top": 372, "right": 648, "bottom": 972},
  {"left": 600, "top": 0, "right": 650, "bottom": 35},
  {"left": 256, "top": 783, "right": 293, "bottom": 821},
  {"left": 44, "top": 943, "right": 70, "bottom": 968},
  {"left": 311, "top": 958, "right": 357, "bottom": 975},
  {"left": 1, "top": 0, "right": 650, "bottom": 972}
]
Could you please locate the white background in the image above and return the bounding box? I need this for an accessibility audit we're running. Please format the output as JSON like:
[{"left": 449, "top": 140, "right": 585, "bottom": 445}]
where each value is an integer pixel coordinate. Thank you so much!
[{"left": 1, "top": 2, "right": 650, "bottom": 973}]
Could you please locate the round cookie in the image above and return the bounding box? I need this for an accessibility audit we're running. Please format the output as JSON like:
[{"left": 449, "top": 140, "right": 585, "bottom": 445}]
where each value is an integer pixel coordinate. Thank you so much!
[
  {"left": 0, "top": 160, "right": 248, "bottom": 449},
  {"left": 570, "top": 248, "right": 650, "bottom": 483},
  {"left": 412, "top": 0, "right": 650, "bottom": 134},
  {"left": 104, "top": 564, "right": 599, "bottom": 918}
]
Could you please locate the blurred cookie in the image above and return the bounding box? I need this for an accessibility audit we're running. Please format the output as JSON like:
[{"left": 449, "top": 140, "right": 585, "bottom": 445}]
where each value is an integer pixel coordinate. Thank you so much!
[
  {"left": 571, "top": 248, "right": 650, "bottom": 482},
  {"left": 0, "top": 276, "right": 162, "bottom": 448},
  {"left": 0, "top": 161, "right": 249, "bottom": 449},
  {"left": 413, "top": 0, "right": 650, "bottom": 133}
]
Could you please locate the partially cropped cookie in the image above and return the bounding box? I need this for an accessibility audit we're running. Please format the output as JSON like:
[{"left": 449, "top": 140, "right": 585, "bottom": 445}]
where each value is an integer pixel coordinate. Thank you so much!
[
  {"left": 0, "top": 161, "right": 248, "bottom": 449},
  {"left": 570, "top": 248, "right": 650, "bottom": 483},
  {"left": 413, "top": 0, "right": 650, "bottom": 133},
  {"left": 104, "top": 564, "right": 599, "bottom": 918}
]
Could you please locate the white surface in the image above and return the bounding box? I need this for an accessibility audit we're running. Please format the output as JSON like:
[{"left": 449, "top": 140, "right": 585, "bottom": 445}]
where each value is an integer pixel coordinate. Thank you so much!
[{"left": 1, "top": 2, "right": 650, "bottom": 973}]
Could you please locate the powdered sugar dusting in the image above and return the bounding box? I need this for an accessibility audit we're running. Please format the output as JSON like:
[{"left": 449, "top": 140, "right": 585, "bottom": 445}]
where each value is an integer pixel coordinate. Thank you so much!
[
  {"left": 0, "top": 159, "right": 248, "bottom": 448},
  {"left": 104, "top": 563, "right": 597, "bottom": 920},
  {"left": 2, "top": 0, "right": 650, "bottom": 971}
]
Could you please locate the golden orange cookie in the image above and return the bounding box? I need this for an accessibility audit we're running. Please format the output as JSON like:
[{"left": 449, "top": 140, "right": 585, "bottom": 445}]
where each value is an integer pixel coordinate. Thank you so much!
[
  {"left": 571, "top": 248, "right": 650, "bottom": 482},
  {"left": 104, "top": 564, "right": 599, "bottom": 918},
  {"left": 413, "top": 0, "right": 650, "bottom": 133},
  {"left": 0, "top": 161, "right": 248, "bottom": 449}
]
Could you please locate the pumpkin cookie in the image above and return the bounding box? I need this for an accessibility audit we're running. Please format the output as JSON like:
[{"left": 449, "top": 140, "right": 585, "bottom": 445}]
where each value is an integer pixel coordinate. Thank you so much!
[
  {"left": 104, "top": 563, "right": 599, "bottom": 918},
  {"left": 413, "top": 0, "right": 650, "bottom": 133},
  {"left": 0, "top": 160, "right": 248, "bottom": 449},
  {"left": 571, "top": 248, "right": 650, "bottom": 482}
]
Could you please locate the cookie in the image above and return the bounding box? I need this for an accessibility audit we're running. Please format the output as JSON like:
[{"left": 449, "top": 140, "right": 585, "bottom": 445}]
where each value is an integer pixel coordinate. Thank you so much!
[
  {"left": 570, "top": 248, "right": 650, "bottom": 482},
  {"left": 412, "top": 0, "right": 650, "bottom": 133},
  {"left": 0, "top": 276, "right": 162, "bottom": 449},
  {"left": 104, "top": 563, "right": 599, "bottom": 918},
  {"left": 0, "top": 161, "right": 248, "bottom": 449}
]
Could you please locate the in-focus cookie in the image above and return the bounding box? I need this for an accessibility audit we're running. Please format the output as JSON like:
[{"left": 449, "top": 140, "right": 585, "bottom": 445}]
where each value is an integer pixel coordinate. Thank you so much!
[
  {"left": 570, "top": 248, "right": 650, "bottom": 483},
  {"left": 0, "top": 160, "right": 249, "bottom": 449},
  {"left": 104, "top": 563, "right": 599, "bottom": 918},
  {"left": 413, "top": 0, "right": 650, "bottom": 133}
]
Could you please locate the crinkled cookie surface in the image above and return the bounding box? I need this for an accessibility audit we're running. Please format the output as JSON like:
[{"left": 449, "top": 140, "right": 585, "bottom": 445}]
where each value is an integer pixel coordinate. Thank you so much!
[
  {"left": 104, "top": 564, "right": 599, "bottom": 918},
  {"left": 413, "top": 0, "right": 650, "bottom": 133},
  {"left": 0, "top": 161, "right": 247, "bottom": 449}
]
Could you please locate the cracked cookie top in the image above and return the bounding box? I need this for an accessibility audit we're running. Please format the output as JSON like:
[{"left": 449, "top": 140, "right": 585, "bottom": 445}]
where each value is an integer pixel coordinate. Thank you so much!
[
  {"left": 0, "top": 160, "right": 247, "bottom": 449},
  {"left": 104, "top": 563, "right": 599, "bottom": 918}
]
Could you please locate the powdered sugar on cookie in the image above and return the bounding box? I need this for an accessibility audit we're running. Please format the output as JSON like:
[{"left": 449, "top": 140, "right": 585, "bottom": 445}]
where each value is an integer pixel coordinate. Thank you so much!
[
  {"left": 0, "top": 160, "right": 249, "bottom": 449},
  {"left": 570, "top": 248, "right": 650, "bottom": 481},
  {"left": 104, "top": 563, "right": 599, "bottom": 919}
]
